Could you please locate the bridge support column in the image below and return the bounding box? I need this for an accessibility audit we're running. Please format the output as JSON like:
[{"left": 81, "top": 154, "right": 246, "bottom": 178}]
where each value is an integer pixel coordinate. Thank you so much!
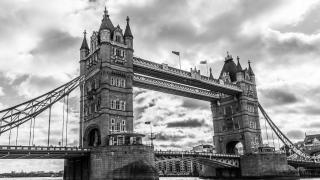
[
  {"left": 89, "top": 145, "right": 158, "bottom": 180},
  {"left": 64, "top": 156, "right": 90, "bottom": 180}
]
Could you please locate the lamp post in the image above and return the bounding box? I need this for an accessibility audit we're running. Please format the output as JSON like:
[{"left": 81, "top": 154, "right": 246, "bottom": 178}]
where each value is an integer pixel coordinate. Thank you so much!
[{"left": 145, "top": 121, "right": 155, "bottom": 146}]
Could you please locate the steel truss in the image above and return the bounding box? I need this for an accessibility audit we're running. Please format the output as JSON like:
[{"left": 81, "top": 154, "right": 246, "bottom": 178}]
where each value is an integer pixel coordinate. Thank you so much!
[{"left": 0, "top": 76, "right": 84, "bottom": 135}]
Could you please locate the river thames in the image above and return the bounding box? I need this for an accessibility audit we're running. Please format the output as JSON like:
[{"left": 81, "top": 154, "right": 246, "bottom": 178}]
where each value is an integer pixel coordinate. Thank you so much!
[{"left": 0, "top": 178, "right": 320, "bottom": 180}]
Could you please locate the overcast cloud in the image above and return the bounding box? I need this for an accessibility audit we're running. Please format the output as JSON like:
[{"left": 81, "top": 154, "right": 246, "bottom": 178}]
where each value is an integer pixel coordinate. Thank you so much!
[{"left": 0, "top": 0, "right": 320, "bottom": 173}]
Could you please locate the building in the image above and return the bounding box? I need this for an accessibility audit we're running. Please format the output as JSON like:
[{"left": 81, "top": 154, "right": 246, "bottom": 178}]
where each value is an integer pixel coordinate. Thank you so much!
[{"left": 192, "top": 144, "right": 215, "bottom": 153}]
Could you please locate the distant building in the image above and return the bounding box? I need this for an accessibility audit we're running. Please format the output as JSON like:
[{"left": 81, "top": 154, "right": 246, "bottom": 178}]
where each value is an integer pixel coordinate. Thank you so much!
[
  {"left": 192, "top": 144, "right": 215, "bottom": 153},
  {"left": 304, "top": 134, "right": 320, "bottom": 146}
]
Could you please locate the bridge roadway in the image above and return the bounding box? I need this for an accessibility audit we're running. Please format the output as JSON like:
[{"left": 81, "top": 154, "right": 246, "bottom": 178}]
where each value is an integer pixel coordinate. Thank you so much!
[
  {"left": 132, "top": 57, "right": 242, "bottom": 96},
  {"left": 1, "top": 145, "right": 320, "bottom": 168},
  {"left": 0, "top": 145, "right": 90, "bottom": 159}
]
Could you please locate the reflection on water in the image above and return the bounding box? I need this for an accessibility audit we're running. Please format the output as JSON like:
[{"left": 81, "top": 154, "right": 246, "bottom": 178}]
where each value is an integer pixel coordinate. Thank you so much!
[{"left": 0, "top": 177, "right": 320, "bottom": 180}]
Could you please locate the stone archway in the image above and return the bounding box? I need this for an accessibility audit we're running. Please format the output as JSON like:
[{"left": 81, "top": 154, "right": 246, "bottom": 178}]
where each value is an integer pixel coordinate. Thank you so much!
[
  {"left": 84, "top": 126, "right": 101, "bottom": 147},
  {"left": 226, "top": 141, "right": 243, "bottom": 155}
]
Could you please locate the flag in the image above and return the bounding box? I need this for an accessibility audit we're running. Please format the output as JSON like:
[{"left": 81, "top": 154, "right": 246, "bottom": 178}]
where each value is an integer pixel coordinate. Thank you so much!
[
  {"left": 200, "top": 60, "right": 207, "bottom": 64},
  {"left": 172, "top": 51, "right": 180, "bottom": 56},
  {"left": 145, "top": 121, "right": 151, "bottom": 125}
]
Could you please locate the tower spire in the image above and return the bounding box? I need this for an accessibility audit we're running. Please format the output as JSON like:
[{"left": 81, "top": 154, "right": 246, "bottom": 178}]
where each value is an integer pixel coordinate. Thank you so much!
[
  {"left": 80, "top": 30, "right": 89, "bottom": 50},
  {"left": 124, "top": 16, "right": 133, "bottom": 38},
  {"left": 248, "top": 60, "right": 255, "bottom": 75},
  {"left": 236, "top": 56, "right": 242, "bottom": 72},
  {"left": 209, "top": 67, "right": 214, "bottom": 80},
  {"left": 99, "top": 6, "right": 114, "bottom": 31}
]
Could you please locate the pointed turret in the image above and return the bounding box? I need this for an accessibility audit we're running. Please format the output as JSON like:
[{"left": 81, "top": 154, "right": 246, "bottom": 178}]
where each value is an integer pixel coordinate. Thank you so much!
[
  {"left": 124, "top": 16, "right": 133, "bottom": 38},
  {"left": 99, "top": 6, "right": 115, "bottom": 32},
  {"left": 236, "top": 56, "right": 242, "bottom": 72},
  {"left": 248, "top": 60, "right": 255, "bottom": 76},
  {"left": 219, "top": 51, "right": 237, "bottom": 82},
  {"left": 209, "top": 68, "right": 214, "bottom": 80},
  {"left": 80, "top": 30, "right": 89, "bottom": 50}
]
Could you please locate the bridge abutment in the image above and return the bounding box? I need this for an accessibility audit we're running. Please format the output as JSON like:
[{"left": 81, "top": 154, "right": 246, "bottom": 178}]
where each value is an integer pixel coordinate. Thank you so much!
[
  {"left": 240, "top": 152, "right": 298, "bottom": 178},
  {"left": 64, "top": 145, "right": 158, "bottom": 180}
]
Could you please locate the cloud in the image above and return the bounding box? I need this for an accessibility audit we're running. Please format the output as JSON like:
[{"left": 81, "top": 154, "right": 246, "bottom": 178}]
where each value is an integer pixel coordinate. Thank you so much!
[
  {"left": 167, "top": 118, "right": 205, "bottom": 128},
  {"left": 0, "top": 86, "right": 4, "bottom": 96},
  {"left": 260, "top": 88, "right": 299, "bottom": 106},
  {"left": 287, "top": 130, "right": 304, "bottom": 140},
  {"left": 30, "top": 29, "right": 81, "bottom": 56},
  {"left": 181, "top": 98, "right": 210, "bottom": 110}
]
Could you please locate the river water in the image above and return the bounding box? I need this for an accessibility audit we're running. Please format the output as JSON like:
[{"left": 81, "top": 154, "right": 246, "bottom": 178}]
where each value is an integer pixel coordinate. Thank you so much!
[{"left": 0, "top": 178, "right": 319, "bottom": 180}]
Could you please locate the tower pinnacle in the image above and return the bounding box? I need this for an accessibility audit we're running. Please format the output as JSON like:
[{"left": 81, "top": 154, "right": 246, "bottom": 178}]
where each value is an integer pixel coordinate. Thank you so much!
[
  {"left": 124, "top": 16, "right": 133, "bottom": 38},
  {"left": 248, "top": 60, "right": 255, "bottom": 75},
  {"left": 80, "top": 30, "right": 89, "bottom": 50}
]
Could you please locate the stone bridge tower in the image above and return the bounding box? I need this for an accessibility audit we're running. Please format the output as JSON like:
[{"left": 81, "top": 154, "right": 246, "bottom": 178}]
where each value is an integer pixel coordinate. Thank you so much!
[
  {"left": 212, "top": 53, "right": 262, "bottom": 155},
  {"left": 79, "top": 8, "right": 134, "bottom": 148}
]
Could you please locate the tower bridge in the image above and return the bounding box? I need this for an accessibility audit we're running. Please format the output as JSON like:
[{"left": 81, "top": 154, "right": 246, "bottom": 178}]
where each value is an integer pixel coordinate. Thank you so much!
[{"left": 0, "top": 6, "right": 320, "bottom": 180}]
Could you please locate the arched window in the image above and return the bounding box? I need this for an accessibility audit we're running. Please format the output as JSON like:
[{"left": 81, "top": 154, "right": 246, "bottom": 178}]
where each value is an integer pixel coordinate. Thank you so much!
[{"left": 111, "top": 100, "right": 115, "bottom": 109}]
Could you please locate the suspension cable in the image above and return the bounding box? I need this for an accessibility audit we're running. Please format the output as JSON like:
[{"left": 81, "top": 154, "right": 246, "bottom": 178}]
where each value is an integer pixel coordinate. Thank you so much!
[
  {"left": 61, "top": 96, "right": 65, "bottom": 146},
  {"left": 65, "top": 94, "right": 69, "bottom": 146},
  {"left": 47, "top": 104, "right": 52, "bottom": 146}
]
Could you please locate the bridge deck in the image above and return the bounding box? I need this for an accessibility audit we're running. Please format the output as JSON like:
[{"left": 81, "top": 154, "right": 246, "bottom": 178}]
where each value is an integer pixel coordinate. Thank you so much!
[
  {"left": 133, "top": 57, "right": 242, "bottom": 95},
  {"left": 0, "top": 146, "right": 91, "bottom": 159}
]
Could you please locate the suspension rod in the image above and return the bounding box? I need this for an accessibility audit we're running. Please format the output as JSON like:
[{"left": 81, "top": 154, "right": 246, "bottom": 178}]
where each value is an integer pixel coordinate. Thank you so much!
[
  {"left": 47, "top": 105, "right": 52, "bottom": 146},
  {"left": 65, "top": 94, "right": 69, "bottom": 146}
]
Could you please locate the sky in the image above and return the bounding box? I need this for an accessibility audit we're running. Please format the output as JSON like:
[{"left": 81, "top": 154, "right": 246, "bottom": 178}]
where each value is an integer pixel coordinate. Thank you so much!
[{"left": 0, "top": 0, "right": 320, "bottom": 173}]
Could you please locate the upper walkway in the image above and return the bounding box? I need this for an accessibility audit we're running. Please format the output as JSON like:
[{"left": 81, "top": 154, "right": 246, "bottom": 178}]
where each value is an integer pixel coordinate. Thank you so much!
[{"left": 133, "top": 57, "right": 242, "bottom": 95}]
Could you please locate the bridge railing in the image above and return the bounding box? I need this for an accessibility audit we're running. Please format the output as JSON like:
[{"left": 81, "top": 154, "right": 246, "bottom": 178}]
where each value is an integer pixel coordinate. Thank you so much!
[
  {"left": 154, "top": 150, "right": 240, "bottom": 158},
  {"left": 0, "top": 145, "right": 91, "bottom": 152}
]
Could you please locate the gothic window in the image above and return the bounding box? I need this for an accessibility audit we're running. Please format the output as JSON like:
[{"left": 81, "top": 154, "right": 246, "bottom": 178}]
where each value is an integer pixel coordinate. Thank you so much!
[
  {"left": 116, "top": 122, "right": 121, "bottom": 131},
  {"left": 115, "top": 100, "right": 120, "bottom": 110},
  {"left": 249, "top": 121, "right": 256, "bottom": 129},
  {"left": 122, "top": 120, "right": 126, "bottom": 131},
  {"left": 120, "top": 101, "right": 126, "bottom": 111},
  {"left": 120, "top": 79, "right": 126, "bottom": 87},
  {"left": 110, "top": 118, "right": 115, "bottom": 131},
  {"left": 111, "top": 77, "right": 115, "bottom": 86},
  {"left": 115, "top": 35, "right": 121, "bottom": 43},
  {"left": 116, "top": 78, "right": 120, "bottom": 87},
  {"left": 111, "top": 100, "right": 116, "bottom": 109},
  {"left": 225, "top": 106, "right": 233, "bottom": 116},
  {"left": 247, "top": 103, "right": 255, "bottom": 113},
  {"left": 116, "top": 49, "right": 121, "bottom": 57}
]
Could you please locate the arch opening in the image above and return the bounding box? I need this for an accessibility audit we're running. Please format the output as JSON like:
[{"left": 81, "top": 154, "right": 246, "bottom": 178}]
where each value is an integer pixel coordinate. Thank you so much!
[
  {"left": 226, "top": 141, "right": 243, "bottom": 155},
  {"left": 87, "top": 128, "right": 101, "bottom": 147}
]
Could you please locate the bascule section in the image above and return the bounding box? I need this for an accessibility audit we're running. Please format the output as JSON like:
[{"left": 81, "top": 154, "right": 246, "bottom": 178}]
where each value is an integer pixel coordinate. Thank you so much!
[{"left": 211, "top": 54, "right": 262, "bottom": 155}]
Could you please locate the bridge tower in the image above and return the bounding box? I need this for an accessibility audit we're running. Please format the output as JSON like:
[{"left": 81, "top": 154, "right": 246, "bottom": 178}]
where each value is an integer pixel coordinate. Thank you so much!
[
  {"left": 65, "top": 7, "right": 158, "bottom": 180},
  {"left": 212, "top": 53, "right": 262, "bottom": 154},
  {"left": 79, "top": 8, "right": 134, "bottom": 148}
]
